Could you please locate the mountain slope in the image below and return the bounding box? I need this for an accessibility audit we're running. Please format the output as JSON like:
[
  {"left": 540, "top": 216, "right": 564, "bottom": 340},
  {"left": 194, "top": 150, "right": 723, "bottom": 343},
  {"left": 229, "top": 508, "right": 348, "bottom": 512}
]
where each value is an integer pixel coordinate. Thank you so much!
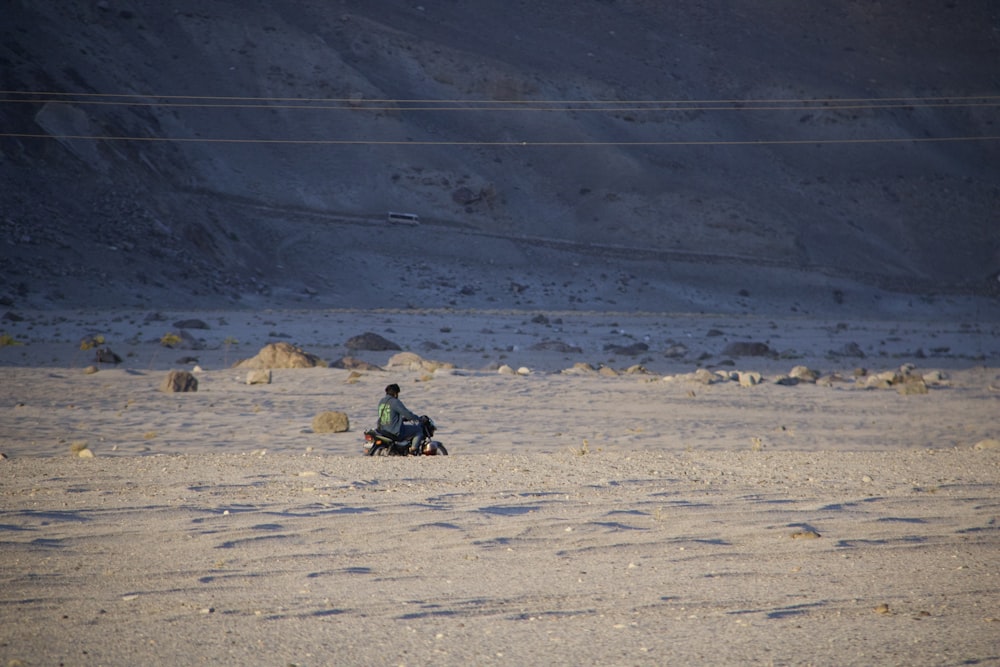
[{"left": 2, "top": 0, "right": 998, "bottom": 310}]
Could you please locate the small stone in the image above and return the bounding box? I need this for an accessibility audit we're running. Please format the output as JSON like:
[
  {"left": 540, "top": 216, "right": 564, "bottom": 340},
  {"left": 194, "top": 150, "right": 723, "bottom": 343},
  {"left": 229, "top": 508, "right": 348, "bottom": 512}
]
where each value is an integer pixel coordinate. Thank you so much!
[
  {"left": 973, "top": 438, "right": 1000, "bottom": 451},
  {"left": 874, "top": 603, "right": 891, "bottom": 615},
  {"left": 77, "top": 448, "right": 95, "bottom": 458},
  {"left": 790, "top": 530, "right": 821, "bottom": 539}
]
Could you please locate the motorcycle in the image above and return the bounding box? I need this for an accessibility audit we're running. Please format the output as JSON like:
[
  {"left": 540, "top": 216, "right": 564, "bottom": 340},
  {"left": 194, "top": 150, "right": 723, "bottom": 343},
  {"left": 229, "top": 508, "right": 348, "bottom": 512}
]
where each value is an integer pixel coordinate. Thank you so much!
[{"left": 363, "top": 416, "right": 448, "bottom": 456}]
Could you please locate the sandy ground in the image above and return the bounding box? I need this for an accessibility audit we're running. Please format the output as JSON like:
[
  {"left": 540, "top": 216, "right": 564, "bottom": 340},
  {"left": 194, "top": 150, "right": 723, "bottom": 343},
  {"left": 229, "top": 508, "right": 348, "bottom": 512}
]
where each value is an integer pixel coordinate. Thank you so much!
[{"left": 1, "top": 308, "right": 998, "bottom": 665}]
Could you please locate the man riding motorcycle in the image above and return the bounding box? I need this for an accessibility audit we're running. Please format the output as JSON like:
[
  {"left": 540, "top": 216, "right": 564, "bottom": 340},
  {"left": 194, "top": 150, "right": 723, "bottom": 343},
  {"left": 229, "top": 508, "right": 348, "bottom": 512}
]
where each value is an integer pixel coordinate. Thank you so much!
[{"left": 376, "top": 383, "right": 428, "bottom": 455}]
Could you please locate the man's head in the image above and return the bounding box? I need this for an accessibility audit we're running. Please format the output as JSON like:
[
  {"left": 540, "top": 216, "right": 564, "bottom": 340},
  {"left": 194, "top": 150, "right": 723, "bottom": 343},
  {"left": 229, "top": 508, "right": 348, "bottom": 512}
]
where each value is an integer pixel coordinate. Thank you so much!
[{"left": 385, "top": 383, "right": 401, "bottom": 397}]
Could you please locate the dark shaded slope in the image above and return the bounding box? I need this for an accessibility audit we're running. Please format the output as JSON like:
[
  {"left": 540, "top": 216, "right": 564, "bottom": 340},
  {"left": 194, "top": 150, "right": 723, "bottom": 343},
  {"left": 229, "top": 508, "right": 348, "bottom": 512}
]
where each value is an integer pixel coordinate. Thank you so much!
[{"left": 1, "top": 0, "right": 997, "bottom": 309}]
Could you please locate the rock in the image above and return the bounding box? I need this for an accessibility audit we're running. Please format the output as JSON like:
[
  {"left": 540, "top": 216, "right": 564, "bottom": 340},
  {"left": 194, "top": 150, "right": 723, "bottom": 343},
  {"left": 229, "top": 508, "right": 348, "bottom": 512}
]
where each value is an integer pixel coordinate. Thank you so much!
[
  {"left": 246, "top": 369, "right": 272, "bottom": 385},
  {"left": 312, "top": 411, "right": 350, "bottom": 433},
  {"left": 451, "top": 185, "right": 480, "bottom": 205},
  {"left": 663, "top": 343, "right": 688, "bottom": 358},
  {"left": 161, "top": 329, "right": 205, "bottom": 350},
  {"left": 623, "top": 364, "right": 650, "bottom": 375},
  {"left": 738, "top": 371, "right": 762, "bottom": 387},
  {"left": 498, "top": 364, "right": 515, "bottom": 375},
  {"left": 896, "top": 377, "right": 929, "bottom": 395},
  {"left": 561, "top": 362, "right": 598, "bottom": 375},
  {"left": 83, "top": 365, "right": 99, "bottom": 375},
  {"left": 516, "top": 366, "right": 532, "bottom": 376},
  {"left": 722, "top": 341, "right": 772, "bottom": 357},
  {"left": 94, "top": 347, "right": 122, "bottom": 364},
  {"left": 385, "top": 351, "right": 454, "bottom": 373},
  {"left": 160, "top": 370, "right": 198, "bottom": 392},
  {"left": 789, "top": 365, "right": 820, "bottom": 383},
  {"left": 790, "top": 530, "right": 821, "bottom": 539},
  {"left": 604, "top": 342, "right": 649, "bottom": 356},
  {"left": 77, "top": 447, "right": 95, "bottom": 458},
  {"left": 858, "top": 370, "right": 904, "bottom": 389},
  {"left": 774, "top": 375, "right": 799, "bottom": 386},
  {"left": 345, "top": 332, "right": 401, "bottom": 352},
  {"left": 598, "top": 365, "right": 619, "bottom": 377},
  {"left": 860, "top": 376, "right": 892, "bottom": 389},
  {"left": 973, "top": 438, "right": 1000, "bottom": 450},
  {"left": 922, "top": 370, "right": 948, "bottom": 385},
  {"left": 173, "top": 318, "right": 210, "bottom": 330},
  {"left": 386, "top": 352, "right": 422, "bottom": 367},
  {"left": 832, "top": 342, "right": 866, "bottom": 358},
  {"left": 330, "top": 356, "right": 383, "bottom": 371},
  {"left": 530, "top": 340, "right": 582, "bottom": 353},
  {"left": 684, "top": 368, "right": 721, "bottom": 385},
  {"left": 233, "top": 342, "right": 322, "bottom": 369}
]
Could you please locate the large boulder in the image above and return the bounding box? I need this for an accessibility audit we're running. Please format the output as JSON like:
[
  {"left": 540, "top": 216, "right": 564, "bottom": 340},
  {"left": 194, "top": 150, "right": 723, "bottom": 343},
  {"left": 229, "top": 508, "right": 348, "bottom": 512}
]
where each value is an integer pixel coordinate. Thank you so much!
[
  {"left": 234, "top": 342, "right": 322, "bottom": 369},
  {"left": 330, "top": 356, "right": 383, "bottom": 371},
  {"left": 604, "top": 342, "right": 648, "bottom": 356},
  {"left": 722, "top": 341, "right": 773, "bottom": 357},
  {"left": 173, "top": 318, "right": 210, "bottom": 330},
  {"left": 789, "top": 365, "right": 820, "bottom": 383},
  {"left": 530, "top": 340, "right": 583, "bottom": 353},
  {"left": 385, "top": 351, "right": 453, "bottom": 373},
  {"left": 312, "top": 411, "right": 350, "bottom": 433},
  {"left": 345, "top": 332, "right": 401, "bottom": 352}
]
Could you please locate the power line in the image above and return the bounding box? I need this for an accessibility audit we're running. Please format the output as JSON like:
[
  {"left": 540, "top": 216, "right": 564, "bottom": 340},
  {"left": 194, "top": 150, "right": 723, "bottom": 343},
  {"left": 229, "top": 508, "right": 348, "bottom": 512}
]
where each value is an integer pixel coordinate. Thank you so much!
[
  {"left": 2, "top": 98, "right": 998, "bottom": 113},
  {"left": 3, "top": 131, "right": 998, "bottom": 147},
  {"left": 2, "top": 89, "right": 998, "bottom": 113},
  {"left": 4, "top": 89, "right": 998, "bottom": 104}
]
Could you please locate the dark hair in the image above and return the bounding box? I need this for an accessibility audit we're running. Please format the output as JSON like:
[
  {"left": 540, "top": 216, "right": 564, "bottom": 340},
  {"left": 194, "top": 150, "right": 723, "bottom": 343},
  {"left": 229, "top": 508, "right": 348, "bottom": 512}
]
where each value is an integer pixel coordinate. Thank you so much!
[{"left": 385, "top": 383, "right": 400, "bottom": 396}]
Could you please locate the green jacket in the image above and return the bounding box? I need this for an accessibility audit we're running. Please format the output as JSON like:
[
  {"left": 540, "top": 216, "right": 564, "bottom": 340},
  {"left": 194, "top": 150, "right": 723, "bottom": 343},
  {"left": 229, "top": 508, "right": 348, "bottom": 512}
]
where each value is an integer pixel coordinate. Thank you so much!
[{"left": 377, "top": 395, "right": 419, "bottom": 436}]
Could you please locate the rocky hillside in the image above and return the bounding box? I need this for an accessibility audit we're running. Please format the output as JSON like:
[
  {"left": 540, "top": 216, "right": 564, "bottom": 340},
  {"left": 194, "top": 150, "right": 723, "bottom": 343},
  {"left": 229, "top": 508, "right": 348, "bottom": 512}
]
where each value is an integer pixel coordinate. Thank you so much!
[{"left": 2, "top": 0, "right": 998, "bottom": 311}]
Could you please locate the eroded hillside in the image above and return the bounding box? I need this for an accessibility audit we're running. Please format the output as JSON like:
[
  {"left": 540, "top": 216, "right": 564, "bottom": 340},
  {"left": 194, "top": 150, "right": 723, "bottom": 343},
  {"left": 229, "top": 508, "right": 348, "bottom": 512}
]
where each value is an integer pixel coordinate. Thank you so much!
[{"left": 2, "top": 0, "right": 998, "bottom": 310}]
